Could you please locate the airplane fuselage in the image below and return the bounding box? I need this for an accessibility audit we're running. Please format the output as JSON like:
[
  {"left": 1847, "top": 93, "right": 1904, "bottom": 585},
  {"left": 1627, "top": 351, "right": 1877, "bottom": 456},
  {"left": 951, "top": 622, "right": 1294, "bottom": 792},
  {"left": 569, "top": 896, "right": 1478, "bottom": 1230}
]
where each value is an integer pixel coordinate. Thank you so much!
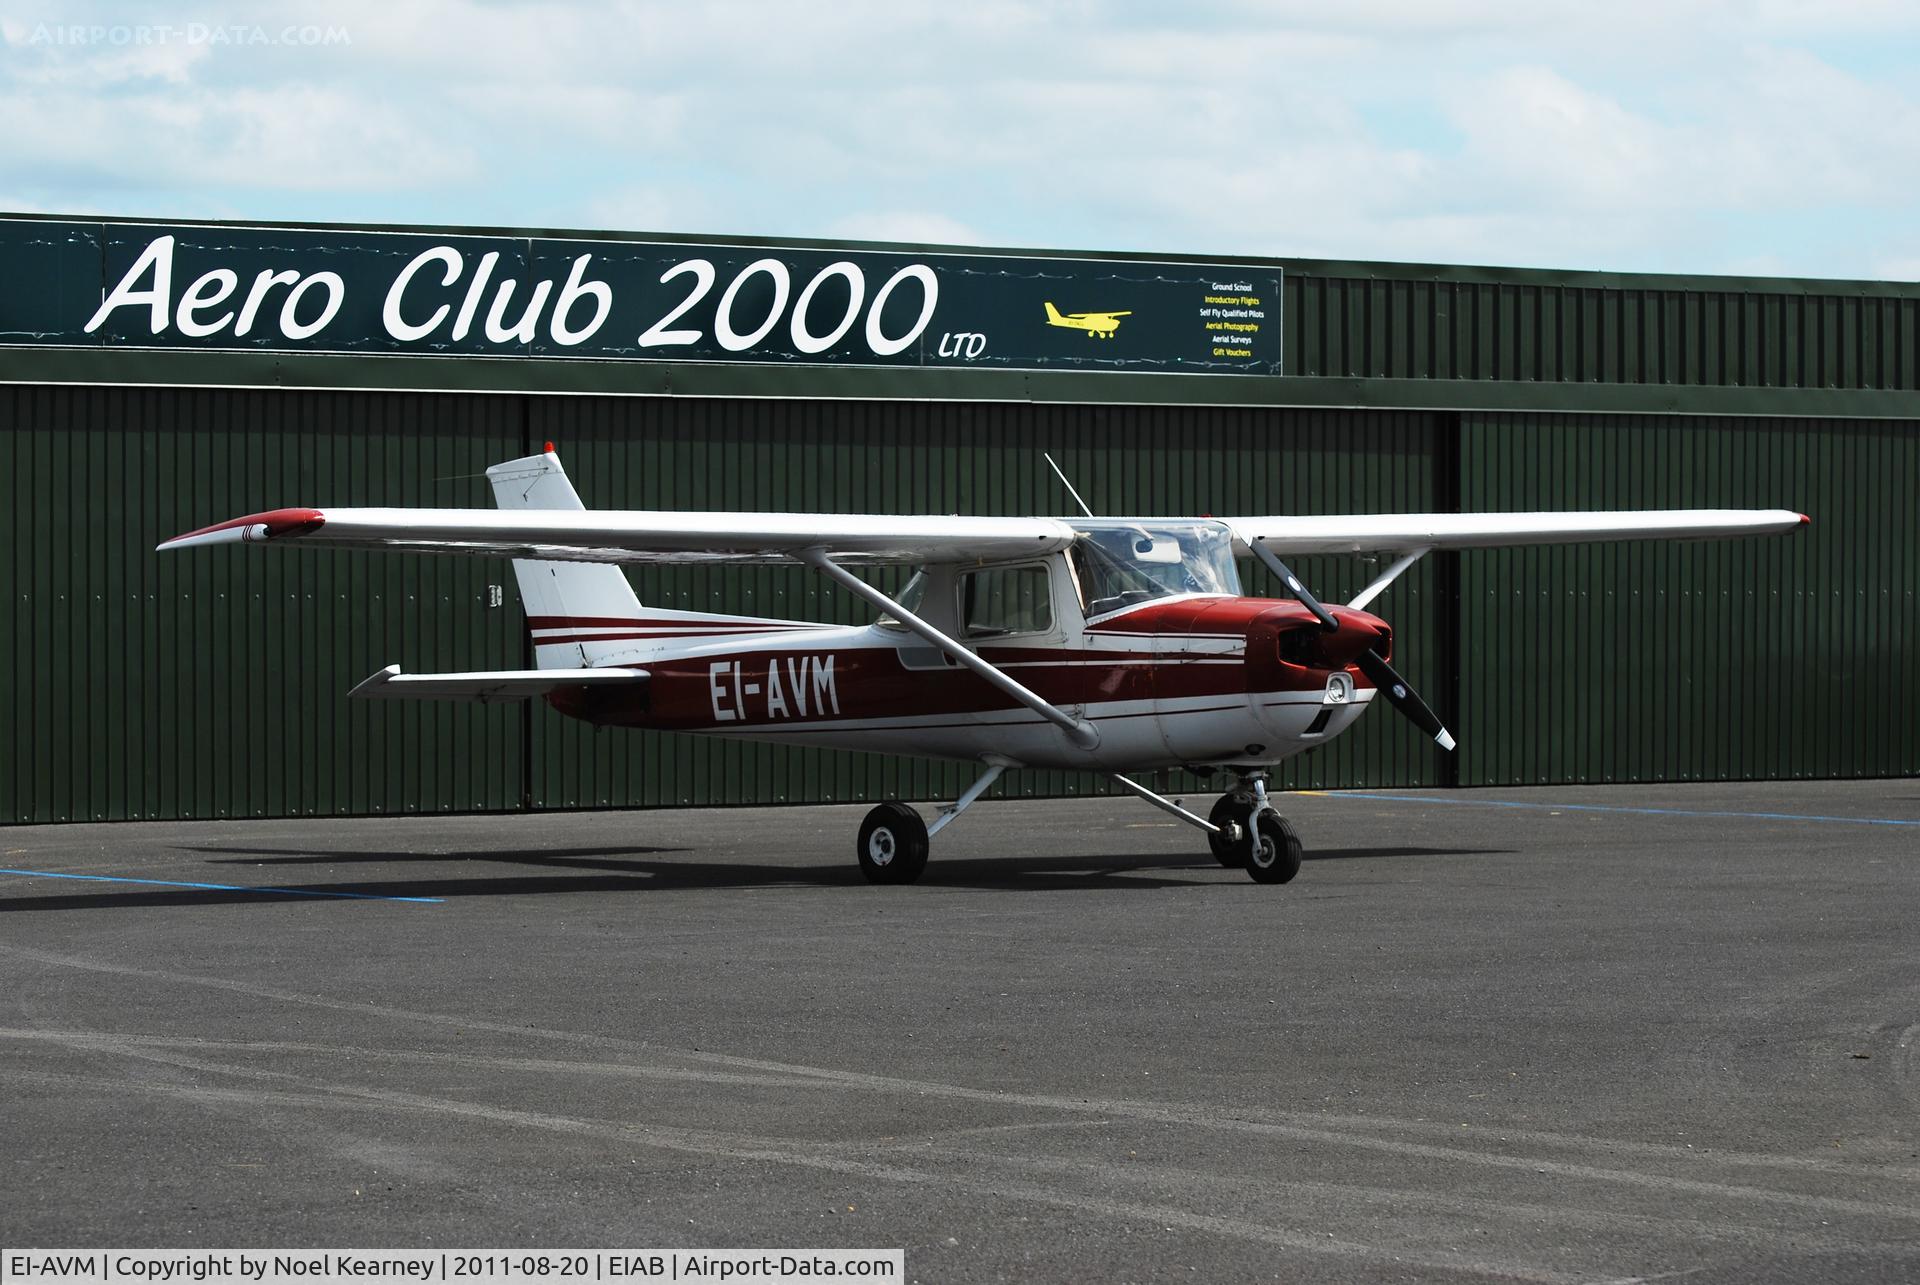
[{"left": 543, "top": 595, "right": 1381, "bottom": 770}]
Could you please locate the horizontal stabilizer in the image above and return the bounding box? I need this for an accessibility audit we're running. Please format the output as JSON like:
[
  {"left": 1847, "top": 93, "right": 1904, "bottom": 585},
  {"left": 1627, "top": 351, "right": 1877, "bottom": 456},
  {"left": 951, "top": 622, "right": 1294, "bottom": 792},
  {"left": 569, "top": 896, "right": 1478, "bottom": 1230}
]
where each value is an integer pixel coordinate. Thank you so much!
[{"left": 348, "top": 664, "right": 648, "bottom": 703}]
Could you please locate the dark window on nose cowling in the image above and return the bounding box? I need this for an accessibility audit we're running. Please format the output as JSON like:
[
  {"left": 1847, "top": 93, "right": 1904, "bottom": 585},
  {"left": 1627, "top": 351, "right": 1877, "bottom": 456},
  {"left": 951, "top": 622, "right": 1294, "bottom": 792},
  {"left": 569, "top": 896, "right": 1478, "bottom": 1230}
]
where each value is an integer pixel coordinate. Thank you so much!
[{"left": 1276, "top": 629, "right": 1327, "bottom": 667}]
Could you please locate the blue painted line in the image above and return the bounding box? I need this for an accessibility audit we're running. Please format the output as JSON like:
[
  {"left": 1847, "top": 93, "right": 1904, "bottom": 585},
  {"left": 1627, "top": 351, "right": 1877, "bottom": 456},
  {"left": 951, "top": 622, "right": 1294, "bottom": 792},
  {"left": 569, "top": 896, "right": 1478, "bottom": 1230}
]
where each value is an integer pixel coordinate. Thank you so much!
[
  {"left": 0, "top": 868, "right": 443, "bottom": 903},
  {"left": 1321, "top": 793, "right": 1920, "bottom": 828}
]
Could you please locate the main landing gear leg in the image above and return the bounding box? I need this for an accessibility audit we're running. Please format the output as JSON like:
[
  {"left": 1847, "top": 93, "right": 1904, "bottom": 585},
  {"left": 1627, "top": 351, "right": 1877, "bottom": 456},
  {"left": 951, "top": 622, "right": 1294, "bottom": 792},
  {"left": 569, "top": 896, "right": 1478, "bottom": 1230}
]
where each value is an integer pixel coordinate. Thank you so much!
[{"left": 856, "top": 758, "right": 1012, "bottom": 885}]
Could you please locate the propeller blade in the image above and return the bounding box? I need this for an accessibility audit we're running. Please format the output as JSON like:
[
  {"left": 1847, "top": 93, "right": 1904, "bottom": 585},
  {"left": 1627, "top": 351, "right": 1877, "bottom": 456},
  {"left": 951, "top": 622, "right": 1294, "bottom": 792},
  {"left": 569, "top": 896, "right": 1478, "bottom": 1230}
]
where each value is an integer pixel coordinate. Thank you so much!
[
  {"left": 1250, "top": 541, "right": 1339, "bottom": 632},
  {"left": 1353, "top": 648, "right": 1457, "bottom": 752}
]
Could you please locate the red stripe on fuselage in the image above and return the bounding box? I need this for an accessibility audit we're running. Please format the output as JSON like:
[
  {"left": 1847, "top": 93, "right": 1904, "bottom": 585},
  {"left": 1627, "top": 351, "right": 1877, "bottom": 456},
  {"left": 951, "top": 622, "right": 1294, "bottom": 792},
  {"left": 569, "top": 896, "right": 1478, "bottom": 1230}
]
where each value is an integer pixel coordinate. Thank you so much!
[
  {"left": 533, "top": 630, "right": 816, "bottom": 644},
  {"left": 527, "top": 615, "right": 822, "bottom": 631}
]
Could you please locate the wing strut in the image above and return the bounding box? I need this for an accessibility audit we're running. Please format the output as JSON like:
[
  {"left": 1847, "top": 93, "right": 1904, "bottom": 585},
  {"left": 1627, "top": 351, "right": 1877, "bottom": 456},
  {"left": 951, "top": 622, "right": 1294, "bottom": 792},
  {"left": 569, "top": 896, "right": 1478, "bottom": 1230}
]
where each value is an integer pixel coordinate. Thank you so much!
[
  {"left": 795, "top": 548, "right": 1100, "bottom": 751},
  {"left": 1347, "top": 547, "right": 1430, "bottom": 612}
]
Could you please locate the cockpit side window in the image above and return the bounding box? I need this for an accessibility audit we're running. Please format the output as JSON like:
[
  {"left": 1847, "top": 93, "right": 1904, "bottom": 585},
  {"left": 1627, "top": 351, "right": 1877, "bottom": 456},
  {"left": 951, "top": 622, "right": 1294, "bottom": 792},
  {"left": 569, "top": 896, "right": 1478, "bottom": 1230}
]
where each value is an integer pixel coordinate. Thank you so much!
[{"left": 960, "top": 564, "right": 1054, "bottom": 638}]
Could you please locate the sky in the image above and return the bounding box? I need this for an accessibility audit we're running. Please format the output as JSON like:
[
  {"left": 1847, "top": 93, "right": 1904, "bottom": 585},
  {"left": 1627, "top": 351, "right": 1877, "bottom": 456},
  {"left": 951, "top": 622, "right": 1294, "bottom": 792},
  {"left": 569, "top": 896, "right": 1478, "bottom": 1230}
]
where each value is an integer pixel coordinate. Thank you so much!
[{"left": 3, "top": 1, "right": 1919, "bottom": 280}]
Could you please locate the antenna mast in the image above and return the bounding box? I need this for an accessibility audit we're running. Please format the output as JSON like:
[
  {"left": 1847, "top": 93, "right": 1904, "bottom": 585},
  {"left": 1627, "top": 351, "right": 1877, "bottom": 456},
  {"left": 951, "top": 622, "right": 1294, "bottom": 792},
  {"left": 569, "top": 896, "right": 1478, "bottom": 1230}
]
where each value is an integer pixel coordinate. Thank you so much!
[{"left": 1042, "top": 452, "right": 1095, "bottom": 518}]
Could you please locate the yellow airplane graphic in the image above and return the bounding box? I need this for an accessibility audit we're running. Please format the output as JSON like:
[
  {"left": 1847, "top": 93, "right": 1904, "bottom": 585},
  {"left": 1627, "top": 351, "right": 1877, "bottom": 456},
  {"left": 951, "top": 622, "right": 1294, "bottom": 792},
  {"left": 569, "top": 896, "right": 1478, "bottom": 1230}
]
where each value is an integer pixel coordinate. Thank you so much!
[{"left": 1044, "top": 300, "right": 1132, "bottom": 339}]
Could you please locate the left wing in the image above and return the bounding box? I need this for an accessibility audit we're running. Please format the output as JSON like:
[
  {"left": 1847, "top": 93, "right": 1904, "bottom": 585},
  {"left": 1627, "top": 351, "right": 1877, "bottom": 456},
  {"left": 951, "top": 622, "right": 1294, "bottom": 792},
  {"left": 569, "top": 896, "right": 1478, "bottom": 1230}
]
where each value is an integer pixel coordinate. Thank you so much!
[
  {"left": 158, "top": 507, "right": 1077, "bottom": 566},
  {"left": 1224, "top": 509, "right": 1807, "bottom": 555}
]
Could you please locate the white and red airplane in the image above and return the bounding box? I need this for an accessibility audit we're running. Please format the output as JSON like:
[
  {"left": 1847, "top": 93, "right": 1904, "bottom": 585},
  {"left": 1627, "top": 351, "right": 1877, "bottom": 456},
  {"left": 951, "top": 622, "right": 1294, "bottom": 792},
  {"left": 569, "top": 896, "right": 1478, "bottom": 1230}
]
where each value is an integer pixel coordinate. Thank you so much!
[{"left": 159, "top": 446, "right": 1807, "bottom": 885}]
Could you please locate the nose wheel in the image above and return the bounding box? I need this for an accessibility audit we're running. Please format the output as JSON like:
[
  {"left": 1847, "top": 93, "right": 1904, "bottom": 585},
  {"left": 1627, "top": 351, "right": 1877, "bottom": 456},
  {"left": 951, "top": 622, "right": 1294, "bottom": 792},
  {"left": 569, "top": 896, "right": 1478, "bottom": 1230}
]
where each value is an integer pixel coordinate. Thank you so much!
[
  {"left": 1210, "top": 772, "right": 1303, "bottom": 884},
  {"left": 1244, "top": 809, "right": 1303, "bottom": 884}
]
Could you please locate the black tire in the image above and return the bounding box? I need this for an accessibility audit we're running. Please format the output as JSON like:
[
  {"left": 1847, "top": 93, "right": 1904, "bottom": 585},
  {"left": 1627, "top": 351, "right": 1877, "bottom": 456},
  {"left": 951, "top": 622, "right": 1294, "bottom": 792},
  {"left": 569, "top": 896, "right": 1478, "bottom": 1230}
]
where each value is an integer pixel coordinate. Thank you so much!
[
  {"left": 1245, "top": 811, "right": 1303, "bottom": 884},
  {"left": 856, "top": 803, "right": 930, "bottom": 884},
  {"left": 1208, "top": 792, "right": 1255, "bottom": 867}
]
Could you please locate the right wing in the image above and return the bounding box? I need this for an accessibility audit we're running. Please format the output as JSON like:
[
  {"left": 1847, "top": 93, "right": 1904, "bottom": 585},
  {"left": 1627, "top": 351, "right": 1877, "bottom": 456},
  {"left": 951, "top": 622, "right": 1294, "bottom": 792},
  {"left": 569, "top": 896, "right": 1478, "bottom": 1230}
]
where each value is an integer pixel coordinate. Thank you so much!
[{"left": 1223, "top": 509, "right": 1808, "bottom": 555}]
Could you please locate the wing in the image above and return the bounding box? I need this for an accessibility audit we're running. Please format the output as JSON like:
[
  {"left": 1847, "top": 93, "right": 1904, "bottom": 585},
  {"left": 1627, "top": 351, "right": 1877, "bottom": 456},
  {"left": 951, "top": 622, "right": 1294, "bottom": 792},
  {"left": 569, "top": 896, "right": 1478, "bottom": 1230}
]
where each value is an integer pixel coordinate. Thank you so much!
[
  {"left": 158, "top": 507, "right": 1077, "bottom": 566},
  {"left": 1224, "top": 510, "right": 1808, "bottom": 555}
]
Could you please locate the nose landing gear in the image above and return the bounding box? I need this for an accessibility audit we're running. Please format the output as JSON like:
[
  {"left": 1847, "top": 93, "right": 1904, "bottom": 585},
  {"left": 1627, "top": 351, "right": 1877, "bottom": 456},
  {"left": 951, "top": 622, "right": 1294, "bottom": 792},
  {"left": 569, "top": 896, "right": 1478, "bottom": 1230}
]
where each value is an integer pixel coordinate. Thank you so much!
[
  {"left": 1237, "top": 771, "right": 1303, "bottom": 884},
  {"left": 1111, "top": 768, "right": 1304, "bottom": 884},
  {"left": 1244, "top": 807, "right": 1304, "bottom": 883},
  {"left": 1208, "top": 770, "right": 1302, "bottom": 883}
]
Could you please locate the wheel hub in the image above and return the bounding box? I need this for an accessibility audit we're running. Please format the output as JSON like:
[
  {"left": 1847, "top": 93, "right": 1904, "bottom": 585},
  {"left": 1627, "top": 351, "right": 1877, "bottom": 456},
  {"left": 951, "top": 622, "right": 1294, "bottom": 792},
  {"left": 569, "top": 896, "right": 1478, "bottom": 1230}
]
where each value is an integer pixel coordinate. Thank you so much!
[
  {"left": 867, "top": 828, "right": 896, "bottom": 866},
  {"left": 1251, "top": 834, "right": 1275, "bottom": 867}
]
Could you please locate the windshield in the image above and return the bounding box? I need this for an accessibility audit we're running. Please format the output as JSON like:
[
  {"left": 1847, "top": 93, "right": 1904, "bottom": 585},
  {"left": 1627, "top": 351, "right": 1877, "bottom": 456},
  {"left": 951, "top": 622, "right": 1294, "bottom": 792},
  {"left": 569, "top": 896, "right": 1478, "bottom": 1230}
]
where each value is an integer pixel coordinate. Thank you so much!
[
  {"left": 1067, "top": 520, "right": 1240, "bottom": 618},
  {"left": 874, "top": 570, "right": 928, "bottom": 630}
]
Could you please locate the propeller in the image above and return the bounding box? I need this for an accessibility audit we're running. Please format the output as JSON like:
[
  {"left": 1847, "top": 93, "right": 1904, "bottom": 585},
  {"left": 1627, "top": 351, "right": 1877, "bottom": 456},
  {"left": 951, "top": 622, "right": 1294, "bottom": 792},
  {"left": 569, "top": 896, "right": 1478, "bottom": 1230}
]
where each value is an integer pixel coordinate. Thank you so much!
[
  {"left": 1250, "top": 539, "right": 1456, "bottom": 752},
  {"left": 1254, "top": 547, "right": 1339, "bottom": 633},
  {"left": 1353, "top": 648, "right": 1457, "bottom": 752}
]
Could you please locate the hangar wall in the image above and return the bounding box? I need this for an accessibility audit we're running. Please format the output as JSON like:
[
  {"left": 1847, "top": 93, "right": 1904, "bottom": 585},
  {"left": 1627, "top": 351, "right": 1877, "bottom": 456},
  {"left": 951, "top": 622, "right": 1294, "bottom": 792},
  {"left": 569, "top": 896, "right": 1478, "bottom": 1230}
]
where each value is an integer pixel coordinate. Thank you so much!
[
  {"left": 1286, "top": 270, "right": 1920, "bottom": 391},
  {"left": 3, "top": 385, "right": 1914, "bottom": 824}
]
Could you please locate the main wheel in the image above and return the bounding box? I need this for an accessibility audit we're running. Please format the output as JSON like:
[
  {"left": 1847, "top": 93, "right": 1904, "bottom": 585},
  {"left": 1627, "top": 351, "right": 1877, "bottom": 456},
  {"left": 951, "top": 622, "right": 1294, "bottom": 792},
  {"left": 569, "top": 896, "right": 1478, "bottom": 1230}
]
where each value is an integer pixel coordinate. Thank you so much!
[
  {"left": 1245, "top": 811, "right": 1303, "bottom": 884},
  {"left": 1208, "top": 792, "right": 1255, "bottom": 867},
  {"left": 856, "top": 803, "right": 930, "bottom": 884}
]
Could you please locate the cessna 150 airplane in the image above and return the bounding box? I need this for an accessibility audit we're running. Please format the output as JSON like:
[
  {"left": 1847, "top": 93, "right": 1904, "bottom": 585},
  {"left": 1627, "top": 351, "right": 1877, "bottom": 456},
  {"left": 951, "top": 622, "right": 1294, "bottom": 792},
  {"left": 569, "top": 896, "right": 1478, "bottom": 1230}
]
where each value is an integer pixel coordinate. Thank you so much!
[
  {"left": 1043, "top": 301, "right": 1132, "bottom": 339},
  {"left": 159, "top": 447, "right": 1807, "bottom": 885}
]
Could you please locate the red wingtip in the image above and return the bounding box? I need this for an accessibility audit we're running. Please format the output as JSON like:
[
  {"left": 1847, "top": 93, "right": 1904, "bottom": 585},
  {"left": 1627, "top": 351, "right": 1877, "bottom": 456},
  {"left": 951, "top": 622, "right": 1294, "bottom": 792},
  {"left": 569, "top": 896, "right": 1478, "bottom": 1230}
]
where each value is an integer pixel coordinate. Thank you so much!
[
  {"left": 1797, "top": 513, "right": 1811, "bottom": 526},
  {"left": 544, "top": 441, "right": 556, "bottom": 454},
  {"left": 158, "top": 507, "right": 326, "bottom": 551}
]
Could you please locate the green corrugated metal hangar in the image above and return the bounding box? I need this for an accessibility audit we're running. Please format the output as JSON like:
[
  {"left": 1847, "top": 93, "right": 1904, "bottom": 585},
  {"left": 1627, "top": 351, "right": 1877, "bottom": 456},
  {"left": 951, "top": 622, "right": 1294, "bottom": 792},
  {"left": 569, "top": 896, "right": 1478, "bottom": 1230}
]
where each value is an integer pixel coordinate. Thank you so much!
[{"left": 1, "top": 213, "right": 1914, "bottom": 824}]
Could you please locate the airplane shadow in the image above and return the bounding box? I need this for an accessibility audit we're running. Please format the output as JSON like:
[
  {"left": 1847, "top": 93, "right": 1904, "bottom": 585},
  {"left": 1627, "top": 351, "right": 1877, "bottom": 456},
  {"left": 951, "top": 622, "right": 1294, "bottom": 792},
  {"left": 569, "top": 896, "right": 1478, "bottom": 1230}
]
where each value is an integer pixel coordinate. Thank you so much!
[
  {"left": 0, "top": 843, "right": 1512, "bottom": 912},
  {"left": 188, "top": 844, "right": 692, "bottom": 872},
  {"left": 1306, "top": 845, "right": 1514, "bottom": 862}
]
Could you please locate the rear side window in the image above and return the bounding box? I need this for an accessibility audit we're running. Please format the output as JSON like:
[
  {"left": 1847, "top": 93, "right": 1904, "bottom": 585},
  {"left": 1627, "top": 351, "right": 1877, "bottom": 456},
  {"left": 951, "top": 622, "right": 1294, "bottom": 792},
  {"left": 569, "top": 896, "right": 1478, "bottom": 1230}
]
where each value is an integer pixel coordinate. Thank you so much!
[{"left": 961, "top": 565, "right": 1053, "bottom": 638}]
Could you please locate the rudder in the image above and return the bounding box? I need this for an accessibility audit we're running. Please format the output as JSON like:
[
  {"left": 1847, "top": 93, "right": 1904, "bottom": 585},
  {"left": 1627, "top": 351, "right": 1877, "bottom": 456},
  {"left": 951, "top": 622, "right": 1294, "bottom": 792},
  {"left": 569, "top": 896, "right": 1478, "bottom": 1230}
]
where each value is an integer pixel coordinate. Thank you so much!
[{"left": 486, "top": 446, "right": 644, "bottom": 669}]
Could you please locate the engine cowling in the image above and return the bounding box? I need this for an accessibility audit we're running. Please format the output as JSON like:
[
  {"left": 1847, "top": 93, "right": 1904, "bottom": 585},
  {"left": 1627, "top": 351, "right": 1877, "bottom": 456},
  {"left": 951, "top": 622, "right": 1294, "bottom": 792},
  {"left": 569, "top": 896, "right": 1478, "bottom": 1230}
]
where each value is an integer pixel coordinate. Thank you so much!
[
  {"left": 1245, "top": 603, "right": 1392, "bottom": 687},
  {"left": 1123, "top": 597, "right": 1389, "bottom": 762}
]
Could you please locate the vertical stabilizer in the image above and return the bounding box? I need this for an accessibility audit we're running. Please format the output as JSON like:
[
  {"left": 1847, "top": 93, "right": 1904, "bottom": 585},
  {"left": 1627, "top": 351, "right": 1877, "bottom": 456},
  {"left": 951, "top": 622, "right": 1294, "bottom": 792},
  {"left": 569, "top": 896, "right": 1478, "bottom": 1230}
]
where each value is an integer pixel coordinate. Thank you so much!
[{"left": 485, "top": 447, "right": 644, "bottom": 669}]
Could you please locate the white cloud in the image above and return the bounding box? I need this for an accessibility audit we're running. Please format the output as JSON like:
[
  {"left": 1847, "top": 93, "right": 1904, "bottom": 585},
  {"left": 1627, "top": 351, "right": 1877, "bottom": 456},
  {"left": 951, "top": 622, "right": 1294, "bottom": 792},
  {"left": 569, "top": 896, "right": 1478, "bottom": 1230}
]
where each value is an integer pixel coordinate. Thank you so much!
[
  {"left": 1442, "top": 67, "right": 1672, "bottom": 211},
  {"left": 2, "top": 33, "right": 207, "bottom": 87},
  {"left": 581, "top": 186, "right": 708, "bottom": 235},
  {"left": 0, "top": 84, "right": 474, "bottom": 191},
  {"left": 823, "top": 211, "right": 986, "bottom": 246},
  {"left": 0, "top": 1, "right": 1916, "bottom": 276}
]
